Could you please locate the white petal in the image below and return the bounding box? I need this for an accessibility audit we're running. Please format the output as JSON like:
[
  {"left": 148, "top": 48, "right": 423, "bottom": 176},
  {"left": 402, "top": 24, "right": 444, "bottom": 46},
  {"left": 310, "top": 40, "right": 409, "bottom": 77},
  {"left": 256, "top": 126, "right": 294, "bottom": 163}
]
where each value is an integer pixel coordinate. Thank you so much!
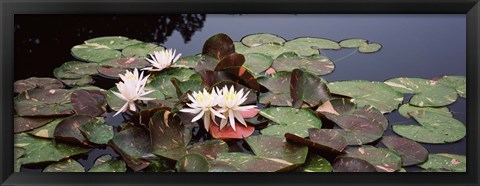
[
  {"left": 228, "top": 109, "right": 236, "bottom": 131},
  {"left": 219, "top": 118, "right": 228, "bottom": 129},
  {"left": 191, "top": 109, "right": 205, "bottom": 122},
  {"left": 180, "top": 108, "right": 201, "bottom": 114},
  {"left": 203, "top": 113, "right": 211, "bottom": 132},
  {"left": 233, "top": 111, "right": 247, "bottom": 127},
  {"left": 210, "top": 107, "right": 225, "bottom": 119},
  {"left": 113, "top": 101, "right": 130, "bottom": 117},
  {"left": 129, "top": 102, "right": 136, "bottom": 111}
]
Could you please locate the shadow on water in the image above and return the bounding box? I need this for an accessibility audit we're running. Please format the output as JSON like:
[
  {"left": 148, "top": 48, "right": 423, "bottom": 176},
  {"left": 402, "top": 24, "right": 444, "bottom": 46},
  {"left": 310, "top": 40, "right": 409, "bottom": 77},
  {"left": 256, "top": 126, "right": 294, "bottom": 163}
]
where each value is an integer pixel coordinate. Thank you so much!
[
  {"left": 14, "top": 14, "right": 206, "bottom": 81},
  {"left": 15, "top": 14, "right": 466, "bottom": 172}
]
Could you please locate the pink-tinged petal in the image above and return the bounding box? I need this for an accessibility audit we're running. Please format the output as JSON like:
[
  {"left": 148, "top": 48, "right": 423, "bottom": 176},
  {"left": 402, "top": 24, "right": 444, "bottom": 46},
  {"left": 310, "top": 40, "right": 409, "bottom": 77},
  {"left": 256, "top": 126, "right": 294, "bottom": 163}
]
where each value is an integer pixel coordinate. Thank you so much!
[
  {"left": 112, "top": 91, "right": 128, "bottom": 101},
  {"left": 238, "top": 108, "right": 260, "bottom": 119},
  {"left": 236, "top": 105, "right": 257, "bottom": 112},
  {"left": 191, "top": 109, "right": 205, "bottom": 122},
  {"left": 265, "top": 67, "right": 276, "bottom": 75},
  {"left": 209, "top": 121, "right": 255, "bottom": 140}
]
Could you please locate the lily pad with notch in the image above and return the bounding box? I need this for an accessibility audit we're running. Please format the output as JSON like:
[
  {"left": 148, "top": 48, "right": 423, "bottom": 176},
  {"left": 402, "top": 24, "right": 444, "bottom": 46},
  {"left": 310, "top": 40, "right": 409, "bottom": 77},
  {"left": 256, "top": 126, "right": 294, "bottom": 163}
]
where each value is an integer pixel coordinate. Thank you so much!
[
  {"left": 43, "top": 159, "right": 85, "bottom": 172},
  {"left": 381, "top": 135, "right": 428, "bottom": 166},
  {"left": 392, "top": 111, "right": 466, "bottom": 144},
  {"left": 290, "top": 69, "right": 331, "bottom": 108},
  {"left": 398, "top": 104, "right": 452, "bottom": 118},
  {"left": 327, "top": 80, "right": 403, "bottom": 113},
  {"left": 241, "top": 33, "right": 286, "bottom": 47}
]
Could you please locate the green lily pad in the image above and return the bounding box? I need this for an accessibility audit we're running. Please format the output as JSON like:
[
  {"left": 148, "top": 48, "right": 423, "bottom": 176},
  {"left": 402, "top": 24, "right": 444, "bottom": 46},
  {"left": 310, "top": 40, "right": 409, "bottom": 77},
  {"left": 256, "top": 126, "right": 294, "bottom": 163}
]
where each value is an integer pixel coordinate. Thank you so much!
[
  {"left": 290, "top": 69, "right": 331, "bottom": 108},
  {"left": 187, "top": 139, "right": 229, "bottom": 161},
  {"left": 71, "top": 89, "right": 106, "bottom": 117},
  {"left": 110, "top": 126, "right": 151, "bottom": 171},
  {"left": 71, "top": 43, "right": 122, "bottom": 63},
  {"left": 393, "top": 111, "right": 466, "bottom": 144},
  {"left": 54, "top": 115, "right": 99, "bottom": 146},
  {"left": 333, "top": 157, "right": 377, "bottom": 172},
  {"left": 14, "top": 77, "right": 65, "bottom": 93},
  {"left": 243, "top": 53, "right": 273, "bottom": 76},
  {"left": 14, "top": 116, "right": 53, "bottom": 133},
  {"left": 43, "top": 159, "right": 85, "bottom": 172},
  {"left": 384, "top": 77, "right": 435, "bottom": 94},
  {"left": 381, "top": 136, "right": 429, "bottom": 166},
  {"left": 295, "top": 154, "right": 332, "bottom": 172},
  {"left": 418, "top": 154, "right": 466, "bottom": 172},
  {"left": 317, "top": 98, "right": 389, "bottom": 131},
  {"left": 272, "top": 52, "right": 334, "bottom": 76},
  {"left": 14, "top": 147, "right": 26, "bottom": 172},
  {"left": 14, "top": 133, "right": 90, "bottom": 165},
  {"left": 148, "top": 68, "right": 197, "bottom": 99},
  {"left": 28, "top": 118, "right": 64, "bottom": 138},
  {"left": 89, "top": 155, "right": 127, "bottom": 172},
  {"left": 328, "top": 80, "right": 403, "bottom": 113},
  {"left": 259, "top": 107, "right": 322, "bottom": 137},
  {"left": 409, "top": 84, "right": 458, "bottom": 107},
  {"left": 241, "top": 33, "right": 286, "bottom": 47},
  {"left": 358, "top": 43, "right": 382, "bottom": 53},
  {"left": 243, "top": 43, "right": 289, "bottom": 59},
  {"left": 234, "top": 42, "right": 249, "bottom": 54},
  {"left": 78, "top": 121, "right": 114, "bottom": 145},
  {"left": 171, "top": 76, "right": 204, "bottom": 97},
  {"left": 437, "top": 75, "right": 466, "bottom": 98},
  {"left": 121, "top": 42, "right": 164, "bottom": 58},
  {"left": 214, "top": 152, "right": 295, "bottom": 172},
  {"left": 343, "top": 145, "right": 402, "bottom": 172},
  {"left": 245, "top": 135, "right": 308, "bottom": 168},
  {"left": 398, "top": 104, "right": 452, "bottom": 118},
  {"left": 85, "top": 36, "right": 142, "bottom": 50},
  {"left": 53, "top": 61, "right": 99, "bottom": 86},
  {"left": 339, "top": 38, "right": 368, "bottom": 48},
  {"left": 283, "top": 37, "right": 340, "bottom": 56},
  {"left": 105, "top": 87, "right": 126, "bottom": 112},
  {"left": 14, "top": 89, "right": 75, "bottom": 117},
  {"left": 150, "top": 110, "right": 191, "bottom": 160},
  {"left": 177, "top": 55, "right": 201, "bottom": 68},
  {"left": 175, "top": 153, "right": 210, "bottom": 172}
]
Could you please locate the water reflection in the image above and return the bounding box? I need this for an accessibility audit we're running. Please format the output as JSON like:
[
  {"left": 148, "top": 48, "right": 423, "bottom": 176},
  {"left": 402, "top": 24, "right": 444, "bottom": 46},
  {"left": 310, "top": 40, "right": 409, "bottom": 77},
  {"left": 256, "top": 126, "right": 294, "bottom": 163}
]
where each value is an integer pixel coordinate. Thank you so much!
[{"left": 14, "top": 14, "right": 206, "bottom": 80}]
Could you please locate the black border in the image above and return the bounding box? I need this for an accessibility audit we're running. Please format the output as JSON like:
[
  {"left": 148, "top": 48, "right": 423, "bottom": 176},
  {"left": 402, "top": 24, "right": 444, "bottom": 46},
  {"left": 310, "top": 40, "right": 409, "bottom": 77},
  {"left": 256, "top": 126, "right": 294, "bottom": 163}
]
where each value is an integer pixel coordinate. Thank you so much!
[{"left": 1, "top": 0, "right": 479, "bottom": 185}]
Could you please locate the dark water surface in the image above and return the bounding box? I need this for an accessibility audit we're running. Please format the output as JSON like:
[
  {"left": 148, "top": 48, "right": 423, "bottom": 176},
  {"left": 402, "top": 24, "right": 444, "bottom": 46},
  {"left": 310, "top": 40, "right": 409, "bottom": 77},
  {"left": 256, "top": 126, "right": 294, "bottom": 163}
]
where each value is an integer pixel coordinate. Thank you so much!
[{"left": 15, "top": 14, "right": 466, "bottom": 172}]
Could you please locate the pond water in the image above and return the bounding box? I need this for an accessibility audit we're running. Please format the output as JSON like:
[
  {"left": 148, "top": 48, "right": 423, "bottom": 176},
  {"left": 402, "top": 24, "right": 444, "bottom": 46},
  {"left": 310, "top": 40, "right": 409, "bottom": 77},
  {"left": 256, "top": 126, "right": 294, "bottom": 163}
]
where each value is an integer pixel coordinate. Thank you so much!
[{"left": 15, "top": 14, "right": 466, "bottom": 172}]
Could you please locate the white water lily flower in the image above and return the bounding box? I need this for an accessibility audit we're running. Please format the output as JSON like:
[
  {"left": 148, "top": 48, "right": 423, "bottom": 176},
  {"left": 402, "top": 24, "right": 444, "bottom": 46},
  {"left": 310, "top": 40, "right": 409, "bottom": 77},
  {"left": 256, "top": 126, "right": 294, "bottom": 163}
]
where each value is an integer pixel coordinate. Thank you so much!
[
  {"left": 180, "top": 89, "right": 225, "bottom": 132},
  {"left": 143, "top": 48, "right": 182, "bottom": 71},
  {"left": 216, "top": 86, "right": 257, "bottom": 131},
  {"left": 112, "top": 68, "right": 155, "bottom": 116}
]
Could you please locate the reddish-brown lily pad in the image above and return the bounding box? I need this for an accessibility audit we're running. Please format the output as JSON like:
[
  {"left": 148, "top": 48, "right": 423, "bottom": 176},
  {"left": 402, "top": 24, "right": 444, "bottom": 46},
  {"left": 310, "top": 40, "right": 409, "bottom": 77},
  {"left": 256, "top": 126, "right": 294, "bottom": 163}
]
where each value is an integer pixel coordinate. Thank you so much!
[
  {"left": 14, "top": 116, "right": 53, "bottom": 133},
  {"left": 14, "top": 89, "right": 75, "bottom": 117},
  {"left": 285, "top": 129, "right": 347, "bottom": 154},
  {"left": 150, "top": 110, "right": 191, "bottom": 160},
  {"left": 53, "top": 115, "right": 99, "bottom": 146},
  {"left": 187, "top": 140, "right": 229, "bottom": 161},
  {"left": 381, "top": 135, "right": 429, "bottom": 166},
  {"left": 333, "top": 115, "right": 384, "bottom": 145},
  {"left": 71, "top": 89, "right": 106, "bottom": 117},
  {"left": 290, "top": 69, "right": 331, "bottom": 108}
]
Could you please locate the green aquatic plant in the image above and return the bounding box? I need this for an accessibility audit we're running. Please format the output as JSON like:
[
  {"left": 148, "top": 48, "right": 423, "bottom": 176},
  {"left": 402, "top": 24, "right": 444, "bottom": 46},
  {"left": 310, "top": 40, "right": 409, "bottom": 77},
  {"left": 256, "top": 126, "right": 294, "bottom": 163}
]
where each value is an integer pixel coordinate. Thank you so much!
[{"left": 13, "top": 33, "right": 466, "bottom": 172}]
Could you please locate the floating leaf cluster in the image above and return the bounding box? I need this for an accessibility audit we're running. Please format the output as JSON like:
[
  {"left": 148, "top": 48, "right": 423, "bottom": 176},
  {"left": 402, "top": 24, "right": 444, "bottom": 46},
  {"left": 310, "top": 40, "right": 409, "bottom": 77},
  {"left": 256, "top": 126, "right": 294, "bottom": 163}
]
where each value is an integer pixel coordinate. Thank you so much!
[{"left": 13, "top": 33, "right": 466, "bottom": 172}]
